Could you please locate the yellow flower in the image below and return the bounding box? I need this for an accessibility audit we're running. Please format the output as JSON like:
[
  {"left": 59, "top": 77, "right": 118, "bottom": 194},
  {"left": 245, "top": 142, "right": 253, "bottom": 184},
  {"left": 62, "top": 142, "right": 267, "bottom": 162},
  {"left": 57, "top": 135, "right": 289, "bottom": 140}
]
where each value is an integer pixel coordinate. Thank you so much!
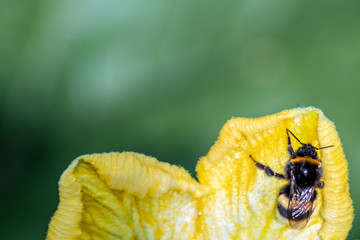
[{"left": 47, "top": 107, "right": 353, "bottom": 240}]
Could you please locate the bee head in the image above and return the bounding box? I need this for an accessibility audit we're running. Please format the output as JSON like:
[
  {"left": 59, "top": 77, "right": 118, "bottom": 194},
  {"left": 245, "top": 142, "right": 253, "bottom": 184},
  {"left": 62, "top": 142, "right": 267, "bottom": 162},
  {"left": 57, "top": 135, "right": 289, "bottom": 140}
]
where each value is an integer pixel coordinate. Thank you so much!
[
  {"left": 295, "top": 144, "right": 318, "bottom": 159},
  {"left": 287, "top": 129, "right": 334, "bottom": 160}
]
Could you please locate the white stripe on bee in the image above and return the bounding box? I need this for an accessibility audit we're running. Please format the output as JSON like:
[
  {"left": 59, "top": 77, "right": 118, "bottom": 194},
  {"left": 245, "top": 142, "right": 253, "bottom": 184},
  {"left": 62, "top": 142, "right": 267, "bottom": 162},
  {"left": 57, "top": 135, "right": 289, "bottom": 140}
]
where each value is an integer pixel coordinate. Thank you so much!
[
  {"left": 275, "top": 208, "right": 288, "bottom": 224},
  {"left": 278, "top": 193, "right": 289, "bottom": 209}
]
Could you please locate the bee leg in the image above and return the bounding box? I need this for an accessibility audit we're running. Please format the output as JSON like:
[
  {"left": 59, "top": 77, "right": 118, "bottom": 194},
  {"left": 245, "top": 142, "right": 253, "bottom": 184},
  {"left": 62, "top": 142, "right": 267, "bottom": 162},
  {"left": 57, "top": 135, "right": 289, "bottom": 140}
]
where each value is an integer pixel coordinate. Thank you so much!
[
  {"left": 286, "top": 129, "right": 296, "bottom": 157},
  {"left": 316, "top": 181, "right": 324, "bottom": 189},
  {"left": 250, "top": 155, "right": 286, "bottom": 179}
]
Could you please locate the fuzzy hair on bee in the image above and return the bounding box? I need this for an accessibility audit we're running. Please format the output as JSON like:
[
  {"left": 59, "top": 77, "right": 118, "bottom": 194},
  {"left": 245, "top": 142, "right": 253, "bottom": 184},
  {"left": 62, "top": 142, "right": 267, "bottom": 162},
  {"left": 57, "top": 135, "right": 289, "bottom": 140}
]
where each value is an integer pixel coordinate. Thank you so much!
[{"left": 250, "top": 129, "right": 334, "bottom": 230}]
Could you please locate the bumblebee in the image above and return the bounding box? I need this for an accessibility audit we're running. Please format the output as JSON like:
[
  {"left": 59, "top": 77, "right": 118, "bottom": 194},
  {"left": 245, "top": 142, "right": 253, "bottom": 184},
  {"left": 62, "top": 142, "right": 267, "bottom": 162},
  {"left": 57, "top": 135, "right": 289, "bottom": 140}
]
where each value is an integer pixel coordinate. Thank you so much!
[{"left": 250, "top": 129, "right": 333, "bottom": 230}]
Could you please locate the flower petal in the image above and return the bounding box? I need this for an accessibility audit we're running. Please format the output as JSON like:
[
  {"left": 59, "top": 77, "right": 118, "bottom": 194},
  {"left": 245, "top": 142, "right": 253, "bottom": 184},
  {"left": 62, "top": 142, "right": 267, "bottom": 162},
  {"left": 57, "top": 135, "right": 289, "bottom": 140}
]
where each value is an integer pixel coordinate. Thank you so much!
[
  {"left": 196, "top": 107, "right": 353, "bottom": 239},
  {"left": 47, "top": 152, "right": 207, "bottom": 239},
  {"left": 47, "top": 107, "right": 353, "bottom": 240}
]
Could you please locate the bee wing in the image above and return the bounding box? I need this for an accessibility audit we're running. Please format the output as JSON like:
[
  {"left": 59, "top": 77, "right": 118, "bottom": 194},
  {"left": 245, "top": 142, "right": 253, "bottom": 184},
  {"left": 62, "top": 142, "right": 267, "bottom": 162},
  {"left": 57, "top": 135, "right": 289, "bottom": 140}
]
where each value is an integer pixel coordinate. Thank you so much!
[{"left": 288, "top": 173, "right": 316, "bottom": 230}]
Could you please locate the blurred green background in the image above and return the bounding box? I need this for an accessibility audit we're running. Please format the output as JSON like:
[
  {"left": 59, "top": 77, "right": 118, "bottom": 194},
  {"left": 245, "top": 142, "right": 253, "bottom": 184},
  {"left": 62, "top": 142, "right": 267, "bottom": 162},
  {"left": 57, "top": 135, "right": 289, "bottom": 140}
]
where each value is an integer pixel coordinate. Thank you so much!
[{"left": 1, "top": 0, "right": 359, "bottom": 239}]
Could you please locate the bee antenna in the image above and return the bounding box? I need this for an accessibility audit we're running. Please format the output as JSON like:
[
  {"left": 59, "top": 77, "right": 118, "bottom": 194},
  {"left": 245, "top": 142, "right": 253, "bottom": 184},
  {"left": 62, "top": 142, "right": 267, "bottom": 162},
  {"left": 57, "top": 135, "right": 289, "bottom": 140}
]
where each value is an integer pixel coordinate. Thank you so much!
[
  {"left": 286, "top": 129, "right": 304, "bottom": 145},
  {"left": 315, "top": 145, "right": 334, "bottom": 150}
]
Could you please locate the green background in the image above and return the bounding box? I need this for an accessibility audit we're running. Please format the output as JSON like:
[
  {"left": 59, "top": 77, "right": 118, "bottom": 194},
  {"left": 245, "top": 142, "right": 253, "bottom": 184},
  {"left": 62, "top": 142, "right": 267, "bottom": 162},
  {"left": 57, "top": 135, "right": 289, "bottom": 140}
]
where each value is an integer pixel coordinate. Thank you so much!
[{"left": 1, "top": 0, "right": 359, "bottom": 239}]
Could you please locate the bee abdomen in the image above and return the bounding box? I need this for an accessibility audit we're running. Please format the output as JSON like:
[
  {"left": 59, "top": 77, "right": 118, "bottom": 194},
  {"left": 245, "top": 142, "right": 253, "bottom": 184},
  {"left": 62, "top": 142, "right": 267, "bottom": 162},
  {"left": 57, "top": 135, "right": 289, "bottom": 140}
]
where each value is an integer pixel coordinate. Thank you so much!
[
  {"left": 277, "top": 184, "right": 318, "bottom": 228},
  {"left": 277, "top": 185, "right": 314, "bottom": 219}
]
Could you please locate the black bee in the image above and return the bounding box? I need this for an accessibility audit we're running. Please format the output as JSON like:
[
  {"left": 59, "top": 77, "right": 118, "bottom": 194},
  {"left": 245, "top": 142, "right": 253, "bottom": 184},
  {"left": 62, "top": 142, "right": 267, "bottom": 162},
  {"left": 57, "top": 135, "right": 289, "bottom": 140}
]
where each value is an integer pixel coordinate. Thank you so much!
[{"left": 250, "top": 129, "right": 333, "bottom": 230}]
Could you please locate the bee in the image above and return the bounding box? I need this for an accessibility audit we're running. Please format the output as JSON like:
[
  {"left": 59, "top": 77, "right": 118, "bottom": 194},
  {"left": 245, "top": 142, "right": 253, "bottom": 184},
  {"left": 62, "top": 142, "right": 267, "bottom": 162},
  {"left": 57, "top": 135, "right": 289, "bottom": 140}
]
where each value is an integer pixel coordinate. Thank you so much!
[{"left": 250, "top": 129, "right": 333, "bottom": 230}]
